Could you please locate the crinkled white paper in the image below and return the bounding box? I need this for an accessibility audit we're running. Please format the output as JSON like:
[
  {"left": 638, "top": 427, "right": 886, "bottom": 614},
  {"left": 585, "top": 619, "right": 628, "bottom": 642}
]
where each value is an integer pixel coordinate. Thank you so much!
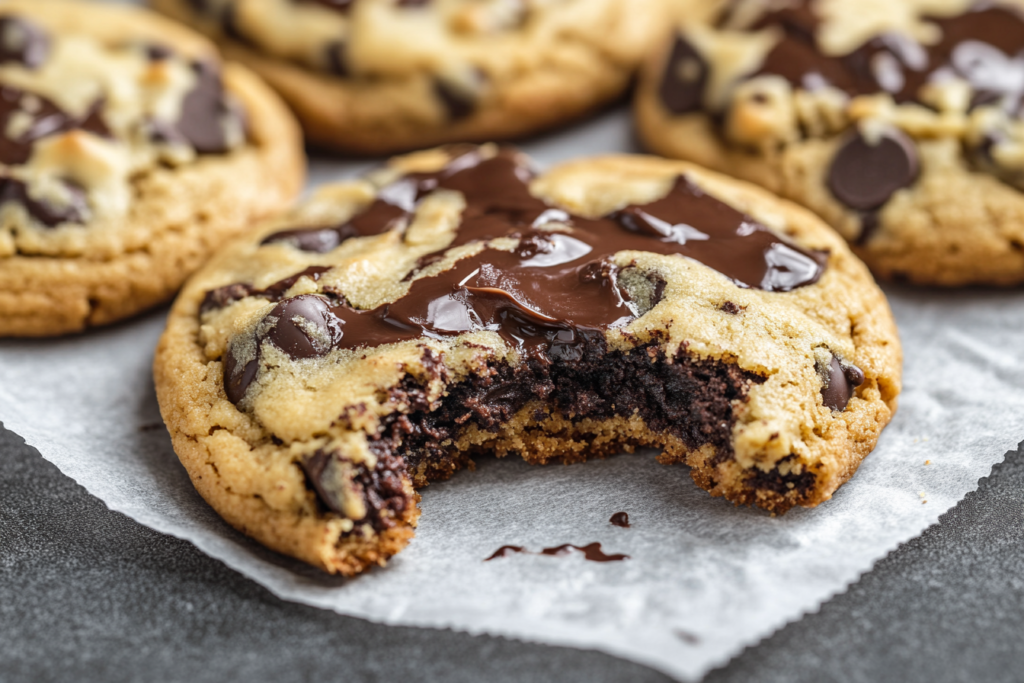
[{"left": 2, "top": 110, "right": 1021, "bottom": 681}]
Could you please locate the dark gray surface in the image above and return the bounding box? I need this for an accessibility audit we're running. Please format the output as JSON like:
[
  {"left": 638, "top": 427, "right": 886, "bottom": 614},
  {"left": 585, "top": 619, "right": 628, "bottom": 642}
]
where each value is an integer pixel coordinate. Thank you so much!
[{"left": 2, "top": 422, "right": 1023, "bottom": 683}]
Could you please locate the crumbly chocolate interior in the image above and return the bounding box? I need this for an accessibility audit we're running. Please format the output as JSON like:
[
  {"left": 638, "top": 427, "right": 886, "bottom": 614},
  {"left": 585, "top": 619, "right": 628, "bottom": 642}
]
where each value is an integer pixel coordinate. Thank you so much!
[{"left": 349, "top": 337, "right": 765, "bottom": 532}]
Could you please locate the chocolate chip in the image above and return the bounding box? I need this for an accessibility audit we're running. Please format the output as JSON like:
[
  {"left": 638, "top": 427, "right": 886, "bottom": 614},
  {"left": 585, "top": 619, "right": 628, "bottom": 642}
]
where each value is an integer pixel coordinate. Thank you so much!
[
  {"left": 301, "top": 450, "right": 348, "bottom": 514},
  {"left": 264, "top": 294, "right": 344, "bottom": 359},
  {"left": 0, "top": 16, "right": 49, "bottom": 69},
  {"left": 827, "top": 129, "right": 919, "bottom": 211},
  {"left": 0, "top": 177, "right": 88, "bottom": 227},
  {"left": 175, "top": 61, "right": 245, "bottom": 154},
  {"left": 0, "top": 86, "right": 110, "bottom": 165},
  {"left": 659, "top": 34, "right": 708, "bottom": 115},
  {"left": 820, "top": 355, "right": 865, "bottom": 412},
  {"left": 434, "top": 72, "right": 483, "bottom": 121},
  {"left": 720, "top": 301, "right": 741, "bottom": 314}
]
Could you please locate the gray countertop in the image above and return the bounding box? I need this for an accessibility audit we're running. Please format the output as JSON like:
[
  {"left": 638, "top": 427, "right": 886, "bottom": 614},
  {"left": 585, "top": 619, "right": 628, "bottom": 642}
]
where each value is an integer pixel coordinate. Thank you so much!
[{"left": 3, "top": 423, "right": 1023, "bottom": 683}]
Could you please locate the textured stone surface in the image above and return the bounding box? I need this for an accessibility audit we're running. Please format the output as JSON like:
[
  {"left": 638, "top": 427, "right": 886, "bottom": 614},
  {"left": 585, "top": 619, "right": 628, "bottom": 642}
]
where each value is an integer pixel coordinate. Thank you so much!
[{"left": 2, "top": 421, "right": 1023, "bottom": 682}]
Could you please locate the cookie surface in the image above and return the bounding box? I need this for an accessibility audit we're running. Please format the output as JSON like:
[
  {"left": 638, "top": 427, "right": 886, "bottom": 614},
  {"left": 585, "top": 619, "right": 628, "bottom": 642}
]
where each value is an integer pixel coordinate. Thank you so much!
[
  {"left": 0, "top": 0, "right": 303, "bottom": 337},
  {"left": 636, "top": 0, "right": 1024, "bottom": 286},
  {"left": 149, "top": 0, "right": 666, "bottom": 154},
  {"left": 154, "top": 144, "right": 901, "bottom": 575}
]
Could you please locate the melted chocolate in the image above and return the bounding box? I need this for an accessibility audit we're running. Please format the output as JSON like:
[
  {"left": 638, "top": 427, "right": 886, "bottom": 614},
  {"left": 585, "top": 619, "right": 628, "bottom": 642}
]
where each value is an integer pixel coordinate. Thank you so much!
[
  {"left": 0, "top": 86, "right": 110, "bottom": 165},
  {"left": 0, "top": 15, "right": 49, "bottom": 69},
  {"left": 434, "top": 77, "right": 479, "bottom": 120},
  {"left": 820, "top": 355, "right": 865, "bottom": 412},
  {"left": 485, "top": 543, "right": 629, "bottom": 562},
  {"left": 609, "top": 511, "right": 630, "bottom": 528},
  {"left": 217, "top": 149, "right": 826, "bottom": 404},
  {"left": 736, "top": 2, "right": 1024, "bottom": 113}
]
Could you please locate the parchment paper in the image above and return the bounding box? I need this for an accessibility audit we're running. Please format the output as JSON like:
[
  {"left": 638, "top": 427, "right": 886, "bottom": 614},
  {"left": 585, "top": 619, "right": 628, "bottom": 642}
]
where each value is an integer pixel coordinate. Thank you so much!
[{"left": 2, "top": 109, "right": 1022, "bottom": 681}]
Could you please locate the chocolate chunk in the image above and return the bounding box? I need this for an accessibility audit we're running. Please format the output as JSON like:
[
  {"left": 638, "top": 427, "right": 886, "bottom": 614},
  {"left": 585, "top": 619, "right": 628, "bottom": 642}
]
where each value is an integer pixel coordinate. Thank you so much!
[
  {"left": 223, "top": 342, "right": 260, "bottom": 405},
  {"left": 720, "top": 301, "right": 741, "bottom": 314},
  {"left": 324, "top": 39, "right": 349, "bottom": 77},
  {"left": 658, "top": 35, "right": 708, "bottom": 115},
  {"left": 302, "top": 449, "right": 410, "bottom": 527},
  {"left": 0, "top": 16, "right": 49, "bottom": 69},
  {"left": 175, "top": 61, "right": 244, "bottom": 154},
  {"left": 301, "top": 450, "right": 348, "bottom": 514},
  {"left": 820, "top": 355, "right": 865, "bottom": 412},
  {"left": 0, "top": 177, "right": 88, "bottom": 227},
  {"left": 609, "top": 511, "right": 630, "bottom": 528},
  {"left": 262, "top": 224, "right": 360, "bottom": 253},
  {"left": 264, "top": 294, "right": 344, "bottom": 359},
  {"left": 0, "top": 86, "right": 110, "bottom": 165},
  {"left": 433, "top": 71, "right": 484, "bottom": 121},
  {"left": 142, "top": 43, "right": 174, "bottom": 62},
  {"left": 827, "top": 129, "right": 919, "bottom": 211}
]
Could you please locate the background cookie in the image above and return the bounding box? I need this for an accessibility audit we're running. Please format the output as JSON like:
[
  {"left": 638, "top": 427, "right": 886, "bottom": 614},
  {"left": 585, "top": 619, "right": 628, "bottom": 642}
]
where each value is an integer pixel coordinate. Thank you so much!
[
  {"left": 636, "top": 0, "right": 1024, "bottom": 286},
  {"left": 154, "top": 144, "right": 901, "bottom": 574},
  {"left": 0, "top": 0, "right": 304, "bottom": 336},
  {"left": 149, "top": 0, "right": 666, "bottom": 154}
]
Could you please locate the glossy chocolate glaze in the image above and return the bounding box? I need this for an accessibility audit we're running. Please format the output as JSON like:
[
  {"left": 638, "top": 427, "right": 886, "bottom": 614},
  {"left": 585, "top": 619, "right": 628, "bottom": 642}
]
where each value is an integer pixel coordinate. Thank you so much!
[
  {"left": 747, "top": 1, "right": 1024, "bottom": 112},
  {"left": 217, "top": 148, "right": 826, "bottom": 404}
]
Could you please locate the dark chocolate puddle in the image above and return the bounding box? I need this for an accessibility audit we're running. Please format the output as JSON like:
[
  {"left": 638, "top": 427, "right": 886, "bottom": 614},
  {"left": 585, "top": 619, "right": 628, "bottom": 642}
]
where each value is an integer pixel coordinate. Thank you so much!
[{"left": 485, "top": 542, "right": 629, "bottom": 563}]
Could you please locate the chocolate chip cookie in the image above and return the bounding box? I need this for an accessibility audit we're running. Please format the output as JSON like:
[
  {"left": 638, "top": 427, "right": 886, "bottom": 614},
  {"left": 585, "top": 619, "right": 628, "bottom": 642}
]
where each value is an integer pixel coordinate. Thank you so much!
[
  {"left": 0, "top": 0, "right": 303, "bottom": 336},
  {"left": 154, "top": 144, "right": 901, "bottom": 575},
  {"left": 148, "top": 0, "right": 665, "bottom": 154},
  {"left": 636, "top": 0, "right": 1024, "bottom": 286}
]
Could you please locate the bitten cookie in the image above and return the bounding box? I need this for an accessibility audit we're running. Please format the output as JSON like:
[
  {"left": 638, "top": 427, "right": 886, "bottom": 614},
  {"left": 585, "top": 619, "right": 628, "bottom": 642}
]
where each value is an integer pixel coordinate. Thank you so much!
[
  {"left": 0, "top": 0, "right": 303, "bottom": 337},
  {"left": 636, "top": 0, "right": 1024, "bottom": 286},
  {"left": 148, "top": 0, "right": 665, "bottom": 154},
  {"left": 154, "top": 144, "right": 901, "bottom": 575}
]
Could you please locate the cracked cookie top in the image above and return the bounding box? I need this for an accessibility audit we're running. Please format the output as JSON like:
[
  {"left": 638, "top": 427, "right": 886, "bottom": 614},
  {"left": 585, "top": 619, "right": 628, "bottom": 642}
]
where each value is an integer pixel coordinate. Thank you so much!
[{"left": 0, "top": 3, "right": 247, "bottom": 259}]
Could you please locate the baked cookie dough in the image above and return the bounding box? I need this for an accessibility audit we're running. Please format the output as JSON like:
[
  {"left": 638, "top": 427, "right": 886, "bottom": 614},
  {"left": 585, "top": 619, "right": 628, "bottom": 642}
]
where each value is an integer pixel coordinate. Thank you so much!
[
  {"left": 148, "top": 0, "right": 665, "bottom": 154},
  {"left": 0, "top": 0, "right": 303, "bottom": 337},
  {"left": 154, "top": 144, "right": 901, "bottom": 574},
  {"left": 636, "top": 0, "right": 1024, "bottom": 286}
]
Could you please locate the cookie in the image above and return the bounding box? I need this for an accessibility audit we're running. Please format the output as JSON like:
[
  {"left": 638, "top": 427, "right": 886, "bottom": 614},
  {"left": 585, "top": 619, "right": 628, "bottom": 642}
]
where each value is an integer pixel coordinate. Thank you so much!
[
  {"left": 154, "top": 144, "right": 901, "bottom": 575},
  {"left": 148, "top": 0, "right": 666, "bottom": 154},
  {"left": 636, "top": 0, "right": 1024, "bottom": 286},
  {"left": 0, "top": 0, "right": 304, "bottom": 337}
]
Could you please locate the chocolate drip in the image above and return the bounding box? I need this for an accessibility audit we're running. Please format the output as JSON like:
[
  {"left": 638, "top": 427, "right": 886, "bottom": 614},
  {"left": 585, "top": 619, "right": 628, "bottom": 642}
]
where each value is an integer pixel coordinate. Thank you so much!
[
  {"left": 485, "top": 543, "right": 629, "bottom": 562},
  {"left": 609, "top": 511, "right": 630, "bottom": 528},
  {"left": 0, "top": 86, "right": 110, "bottom": 166},
  {"left": 0, "top": 15, "right": 49, "bottom": 69}
]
